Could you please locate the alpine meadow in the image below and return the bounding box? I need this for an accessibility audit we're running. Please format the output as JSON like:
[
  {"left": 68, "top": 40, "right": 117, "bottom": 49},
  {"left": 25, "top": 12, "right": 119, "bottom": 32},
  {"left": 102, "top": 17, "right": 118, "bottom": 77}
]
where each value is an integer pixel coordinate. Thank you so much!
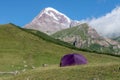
[
  {"left": 0, "top": 23, "right": 120, "bottom": 80},
  {"left": 0, "top": 2, "right": 120, "bottom": 80}
]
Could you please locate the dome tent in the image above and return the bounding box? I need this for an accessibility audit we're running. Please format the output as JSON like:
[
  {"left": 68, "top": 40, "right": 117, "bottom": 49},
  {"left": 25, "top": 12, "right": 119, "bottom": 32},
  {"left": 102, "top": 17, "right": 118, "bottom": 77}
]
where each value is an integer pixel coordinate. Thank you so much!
[{"left": 60, "top": 53, "right": 87, "bottom": 67}]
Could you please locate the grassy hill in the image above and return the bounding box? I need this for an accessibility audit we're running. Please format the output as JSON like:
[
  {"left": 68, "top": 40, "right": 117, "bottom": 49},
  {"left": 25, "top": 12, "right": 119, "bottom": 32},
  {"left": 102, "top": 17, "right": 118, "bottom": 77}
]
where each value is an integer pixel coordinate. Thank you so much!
[
  {"left": 0, "top": 23, "right": 120, "bottom": 80},
  {"left": 0, "top": 23, "right": 75, "bottom": 71}
]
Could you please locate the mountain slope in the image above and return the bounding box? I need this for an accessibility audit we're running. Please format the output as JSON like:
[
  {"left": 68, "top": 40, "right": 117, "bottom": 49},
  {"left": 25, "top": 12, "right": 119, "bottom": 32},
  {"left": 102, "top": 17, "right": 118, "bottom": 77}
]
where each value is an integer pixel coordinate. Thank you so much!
[
  {"left": 113, "top": 36, "right": 120, "bottom": 42},
  {"left": 24, "top": 7, "right": 81, "bottom": 35},
  {"left": 22, "top": 29, "right": 77, "bottom": 50},
  {"left": 52, "top": 23, "right": 120, "bottom": 55}
]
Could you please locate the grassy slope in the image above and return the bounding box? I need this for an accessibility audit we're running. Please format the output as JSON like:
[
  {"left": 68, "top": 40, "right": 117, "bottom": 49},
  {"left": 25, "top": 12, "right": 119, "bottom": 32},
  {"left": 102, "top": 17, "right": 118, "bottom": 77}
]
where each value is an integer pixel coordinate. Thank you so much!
[
  {"left": 0, "top": 24, "right": 120, "bottom": 80},
  {"left": 0, "top": 24, "right": 74, "bottom": 71},
  {"left": 6, "top": 63, "right": 120, "bottom": 80}
]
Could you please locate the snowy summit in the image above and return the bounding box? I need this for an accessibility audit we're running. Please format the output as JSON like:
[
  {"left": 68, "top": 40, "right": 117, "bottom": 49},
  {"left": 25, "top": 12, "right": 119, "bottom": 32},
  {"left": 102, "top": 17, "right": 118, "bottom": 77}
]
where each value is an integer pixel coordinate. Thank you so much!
[{"left": 25, "top": 7, "right": 76, "bottom": 34}]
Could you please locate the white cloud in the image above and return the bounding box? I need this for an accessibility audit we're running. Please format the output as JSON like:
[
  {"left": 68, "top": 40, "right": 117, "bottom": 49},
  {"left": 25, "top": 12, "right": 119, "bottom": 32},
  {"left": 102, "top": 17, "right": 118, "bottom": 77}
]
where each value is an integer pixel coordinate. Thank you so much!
[{"left": 85, "top": 6, "right": 120, "bottom": 38}]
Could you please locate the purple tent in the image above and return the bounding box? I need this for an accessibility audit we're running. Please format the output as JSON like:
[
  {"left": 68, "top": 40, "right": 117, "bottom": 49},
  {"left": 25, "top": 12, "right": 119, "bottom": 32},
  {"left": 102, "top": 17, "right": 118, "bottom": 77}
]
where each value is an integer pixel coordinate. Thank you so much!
[{"left": 60, "top": 53, "right": 87, "bottom": 67}]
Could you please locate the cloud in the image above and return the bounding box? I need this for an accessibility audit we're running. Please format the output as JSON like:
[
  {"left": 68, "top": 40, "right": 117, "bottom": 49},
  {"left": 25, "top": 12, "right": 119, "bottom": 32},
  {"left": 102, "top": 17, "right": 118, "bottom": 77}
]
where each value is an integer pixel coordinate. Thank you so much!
[{"left": 85, "top": 6, "right": 120, "bottom": 38}]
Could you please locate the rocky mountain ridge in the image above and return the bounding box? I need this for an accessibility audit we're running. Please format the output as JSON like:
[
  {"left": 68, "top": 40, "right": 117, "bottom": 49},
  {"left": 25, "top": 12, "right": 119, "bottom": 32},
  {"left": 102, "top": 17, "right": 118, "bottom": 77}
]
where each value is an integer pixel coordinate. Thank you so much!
[{"left": 52, "top": 23, "right": 120, "bottom": 55}]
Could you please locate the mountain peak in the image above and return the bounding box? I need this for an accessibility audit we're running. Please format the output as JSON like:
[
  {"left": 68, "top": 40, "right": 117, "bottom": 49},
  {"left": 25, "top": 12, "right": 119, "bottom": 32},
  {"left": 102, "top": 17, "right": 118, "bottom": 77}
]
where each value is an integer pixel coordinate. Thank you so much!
[
  {"left": 38, "top": 7, "right": 71, "bottom": 22},
  {"left": 25, "top": 7, "right": 73, "bottom": 34},
  {"left": 24, "top": 7, "right": 82, "bottom": 35},
  {"left": 44, "top": 7, "right": 60, "bottom": 13}
]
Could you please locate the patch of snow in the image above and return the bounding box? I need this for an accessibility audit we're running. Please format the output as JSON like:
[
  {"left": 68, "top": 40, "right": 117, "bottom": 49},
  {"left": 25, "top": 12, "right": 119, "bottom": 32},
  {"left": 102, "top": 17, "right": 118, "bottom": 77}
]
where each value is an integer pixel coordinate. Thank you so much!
[
  {"left": 44, "top": 7, "right": 71, "bottom": 23},
  {"left": 49, "top": 12, "right": 59, "bottom": 20}
]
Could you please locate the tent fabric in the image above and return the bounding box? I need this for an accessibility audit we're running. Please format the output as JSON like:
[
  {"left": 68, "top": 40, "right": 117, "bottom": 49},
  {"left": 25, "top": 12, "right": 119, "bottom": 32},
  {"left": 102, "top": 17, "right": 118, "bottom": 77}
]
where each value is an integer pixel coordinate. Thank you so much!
[{"left": 60, "top": 53, "right": 87, "bottom": 67}]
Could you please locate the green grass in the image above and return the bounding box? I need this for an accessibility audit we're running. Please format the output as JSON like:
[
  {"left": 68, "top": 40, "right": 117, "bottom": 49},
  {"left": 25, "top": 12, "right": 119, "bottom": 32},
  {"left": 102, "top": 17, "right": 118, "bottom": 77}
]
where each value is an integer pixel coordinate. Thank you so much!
[
  {"left": 3, "top": 62, "right": 120, "bottom": 80},
  {"left": 0, "top": 23, "right": 120, "bottom": 80}
]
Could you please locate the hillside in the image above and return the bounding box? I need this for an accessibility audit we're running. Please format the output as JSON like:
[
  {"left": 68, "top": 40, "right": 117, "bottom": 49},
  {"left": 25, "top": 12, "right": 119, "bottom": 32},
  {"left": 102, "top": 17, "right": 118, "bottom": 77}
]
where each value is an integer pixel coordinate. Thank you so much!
[
  {"left": 22, "top": 28, "right": 77, "bottom": 50},
  {"left": 113, "top": 36, "right": 120, "bottom": 42},
  {"left": 52, "top": 23, "right": 120, "bottom": 55},
  {"left": 0, "top": 23, "right": 120, "bottom": 80},
  {"left": 4, "top": 62, "right": 120, "bottom": 80},
  {"left": 0, "top": 23, "right": 75, "bottom": 72}
]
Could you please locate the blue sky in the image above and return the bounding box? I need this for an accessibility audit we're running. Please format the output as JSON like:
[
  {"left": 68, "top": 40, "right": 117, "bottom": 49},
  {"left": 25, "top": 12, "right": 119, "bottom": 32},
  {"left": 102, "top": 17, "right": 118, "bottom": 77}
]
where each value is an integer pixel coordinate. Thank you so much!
[{"left": 0, "top": 0, "right": 120, "bottom": 26}]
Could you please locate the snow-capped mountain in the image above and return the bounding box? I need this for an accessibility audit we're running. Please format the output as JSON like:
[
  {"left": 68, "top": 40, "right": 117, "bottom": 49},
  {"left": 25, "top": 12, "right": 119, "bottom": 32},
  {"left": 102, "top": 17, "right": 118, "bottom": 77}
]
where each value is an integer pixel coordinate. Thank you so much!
[{"left": 25, "top": 7, "right": 80, "bottom": 34}]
